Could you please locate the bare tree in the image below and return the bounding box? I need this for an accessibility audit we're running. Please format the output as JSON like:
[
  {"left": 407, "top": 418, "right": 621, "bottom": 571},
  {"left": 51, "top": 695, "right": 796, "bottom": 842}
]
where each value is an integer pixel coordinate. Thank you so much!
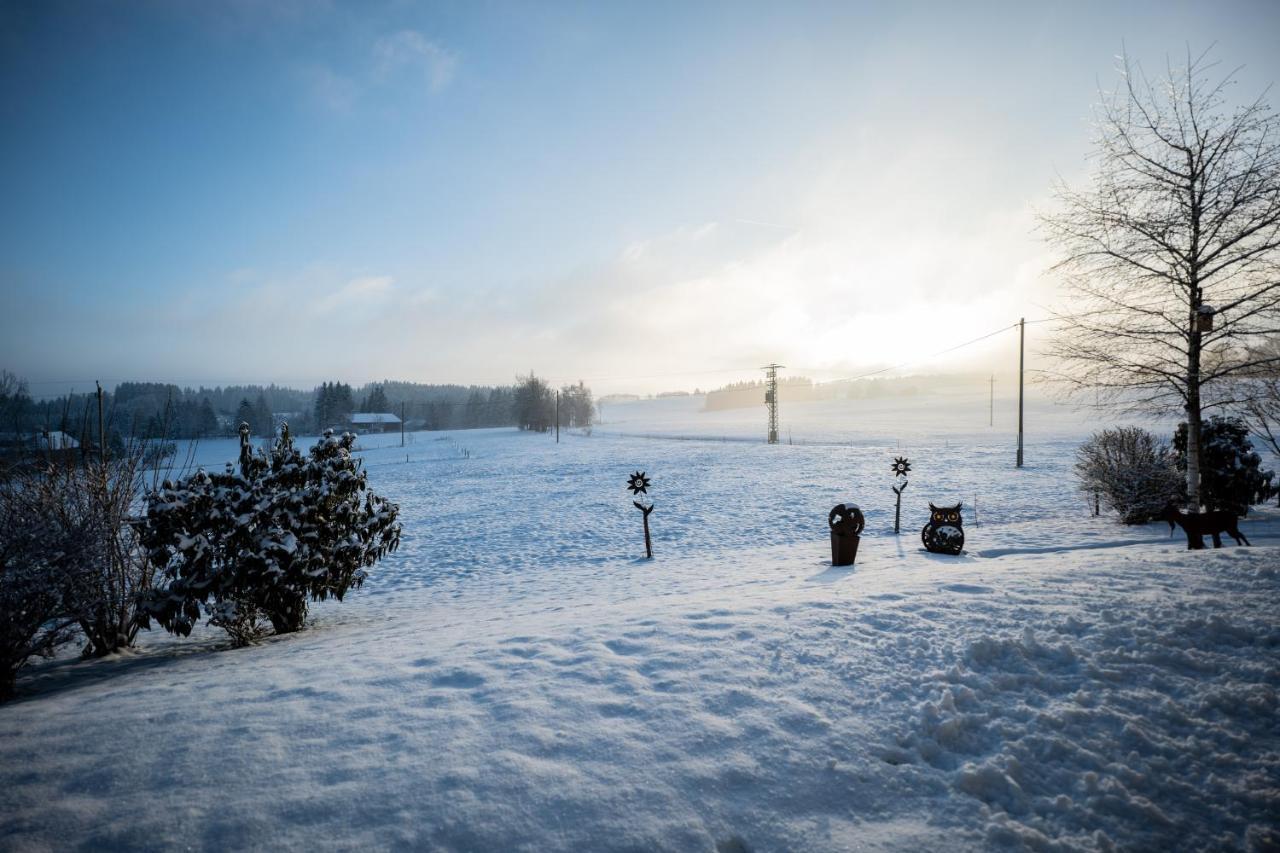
[{"left": 1042, "top": 48, "right": 1280, "bottom": 509}]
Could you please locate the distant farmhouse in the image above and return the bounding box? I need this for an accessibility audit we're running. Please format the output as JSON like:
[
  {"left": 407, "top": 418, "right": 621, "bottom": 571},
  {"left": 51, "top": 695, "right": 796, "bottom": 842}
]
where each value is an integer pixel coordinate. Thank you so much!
[
  {"left": 0, "top": 430, "right": 80, "bottom": 458},
  {"left": 38, "top": 430, "right": 80, "bottom": 450},
  {"left": 348, "top": 412, "right": 401, "bottom": 434}
]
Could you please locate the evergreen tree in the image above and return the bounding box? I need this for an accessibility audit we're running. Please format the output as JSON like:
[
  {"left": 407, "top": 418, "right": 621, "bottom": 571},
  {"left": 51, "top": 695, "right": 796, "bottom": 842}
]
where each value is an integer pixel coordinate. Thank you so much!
[
  {"left": 366, "top": 385, "right": 389, "bottom": 413},
  {"left": 138, "top": 425, "right": 401, "bottom": 642},
  {"left": 199, "top": 398, "right": 219, "bottom": 437},
  {"left": 235, "top": 398, "right": 256, "bottom": 433},
  {"left": 313, "top": 383, "right": 331, "bottom": 430},
  {"left": 1174, "top": 416, "right": 1275, "bottom": 515},
  {"left": 488, "top": 387, "right": 513, "bottom": 427},
  {"left": 254, "top": 393, "right": 273, "bottom": 438},
  {"left": 464, "top": 389, "right": 485, "bottom": 428},
  {"left": 334, "top": 383, "right": 355, "bottom": 419}
]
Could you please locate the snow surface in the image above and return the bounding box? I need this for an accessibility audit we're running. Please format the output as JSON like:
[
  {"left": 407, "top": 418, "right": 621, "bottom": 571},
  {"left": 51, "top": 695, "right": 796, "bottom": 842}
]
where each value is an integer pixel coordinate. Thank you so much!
[{"left": 2, "top": 394, "right": 1277, "bottom": 851}]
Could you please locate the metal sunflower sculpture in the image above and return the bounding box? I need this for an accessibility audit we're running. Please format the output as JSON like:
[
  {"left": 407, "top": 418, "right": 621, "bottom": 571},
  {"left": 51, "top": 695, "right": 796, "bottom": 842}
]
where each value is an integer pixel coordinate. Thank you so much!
[
  {"left": 627, "top": 471, "right": 651, "bottom": 496},
  {"left": 891, "top": 456, "right": 911, "bottom": 534},
  {"left": 627, "top": 471, "right": 654, "bottom": 558}
]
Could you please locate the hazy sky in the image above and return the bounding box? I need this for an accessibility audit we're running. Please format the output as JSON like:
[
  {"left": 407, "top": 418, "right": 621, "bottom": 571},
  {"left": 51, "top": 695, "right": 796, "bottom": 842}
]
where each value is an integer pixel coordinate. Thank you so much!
[{"left": 2, "top": 1, "right": 1278, "bottom": 396}]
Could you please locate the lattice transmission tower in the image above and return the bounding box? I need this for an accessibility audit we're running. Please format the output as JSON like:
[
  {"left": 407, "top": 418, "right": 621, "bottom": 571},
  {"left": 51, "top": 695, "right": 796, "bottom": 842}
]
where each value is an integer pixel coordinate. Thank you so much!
[{"left": 761, "top": 363, "right": 784, "bottom": 444}]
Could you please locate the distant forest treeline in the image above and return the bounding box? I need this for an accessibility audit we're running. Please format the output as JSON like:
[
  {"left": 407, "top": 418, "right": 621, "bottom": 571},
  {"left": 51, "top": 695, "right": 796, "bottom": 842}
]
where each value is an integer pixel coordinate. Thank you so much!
[{"left": 0, "top": 370, "right": 594, "bottom": 444}]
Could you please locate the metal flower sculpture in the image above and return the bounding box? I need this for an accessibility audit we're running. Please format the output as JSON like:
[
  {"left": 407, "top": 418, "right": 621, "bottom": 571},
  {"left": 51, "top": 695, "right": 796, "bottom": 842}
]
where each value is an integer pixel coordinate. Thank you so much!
[
  {"left": 627, "top": 471, "right": 651, "bottom": 496},
  {"left": 891, "top": 456, "right": 911, "bottom": 534},
  {"left": 627, "top": 471, "right": 654, "bottom": 558}
]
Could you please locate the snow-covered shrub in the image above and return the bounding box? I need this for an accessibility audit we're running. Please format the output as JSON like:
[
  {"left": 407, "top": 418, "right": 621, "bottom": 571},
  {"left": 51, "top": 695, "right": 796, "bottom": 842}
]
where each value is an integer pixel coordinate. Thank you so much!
[
  {"left": 1174, "top": 415, "right": 1275, "bottom": 515},
  {"left": 0, "top": 445, "right": 155, "bottom": 694},
  {"left": 1074, "top": 427, "right": 1182, "bottom": 524},
  {"left": 138, "top": 425, "right": 401, "bottom": 643},
  {"left": 43, "top": 448, "right": 155, "bottom": 657},
  {"left": 0, "top": 468, "right": 95, "bottom": 699}
]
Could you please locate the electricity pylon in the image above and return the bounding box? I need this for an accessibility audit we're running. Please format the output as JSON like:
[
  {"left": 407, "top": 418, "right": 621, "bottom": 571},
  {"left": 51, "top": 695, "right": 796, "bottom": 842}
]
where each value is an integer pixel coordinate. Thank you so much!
[{"left": 762, "top": 363, "right": 784, "bottom": 444}]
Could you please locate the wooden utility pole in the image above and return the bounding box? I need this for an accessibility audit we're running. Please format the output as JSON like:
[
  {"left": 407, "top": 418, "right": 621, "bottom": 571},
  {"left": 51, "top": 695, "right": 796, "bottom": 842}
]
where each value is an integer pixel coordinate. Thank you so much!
[
  {"left": 555, "top": 390, "right": 560, "bottom": 443},
  {"left": 1016, "top": 318, "right": 1025, "bottom": 468},
  {"left": 400, "top": 402, "right": 405, "bottom": 447}
]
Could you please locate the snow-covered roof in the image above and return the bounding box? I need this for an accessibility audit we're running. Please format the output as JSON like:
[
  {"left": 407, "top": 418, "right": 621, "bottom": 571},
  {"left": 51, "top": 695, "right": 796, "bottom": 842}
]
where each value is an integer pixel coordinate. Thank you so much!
[
  {"left": 38, "top": 430, "right": 80, "bottom": 449},
  {"left": 350, "top": 412, "right": 402, "bottom": 424}
]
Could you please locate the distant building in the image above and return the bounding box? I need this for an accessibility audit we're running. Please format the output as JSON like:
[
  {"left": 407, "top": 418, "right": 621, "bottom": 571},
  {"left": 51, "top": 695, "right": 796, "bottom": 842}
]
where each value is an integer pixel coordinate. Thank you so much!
[
  {"left": 37, "top": 431, "right": 80, "bottom": 450},
  {"left": 348, "top": 412, "right": 402, "bottom": 433}
]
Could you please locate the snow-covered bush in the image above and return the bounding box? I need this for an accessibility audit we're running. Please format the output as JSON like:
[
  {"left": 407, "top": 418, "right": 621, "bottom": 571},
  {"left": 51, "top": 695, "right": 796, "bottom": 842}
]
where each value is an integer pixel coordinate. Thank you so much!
[
  {"left": 41, "top": 448, "right": 156, "bottom": 657},
  {"left": 138, "top": 425, "right": 401, "bottom": 643},
  {"left": 0, "top": 444, "right": 156, "bottom": 698},
  {"left": 0, "top": 468, "right": 94, "bottom": 699},
  {"left": 1173, "top": 415, "right": 1274, "bottom": 515},
  {"left": 1074, "top": 427, "right": 1182, "bottom": 524}
]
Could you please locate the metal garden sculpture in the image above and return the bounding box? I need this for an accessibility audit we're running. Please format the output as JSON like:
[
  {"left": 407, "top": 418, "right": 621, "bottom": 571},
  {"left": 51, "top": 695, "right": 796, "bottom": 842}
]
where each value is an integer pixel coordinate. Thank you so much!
[
  {"left": 627, "top": 471, "right": 654, "bottom": 558},
  {"left": 921, "top": 502, "right": 965, "bottom": 555},
  {"left": 891, "top": 456, "right": 911, "bottom": 534},
  {"left": 828, "top": 503, "right": 865, "bottom": 566}
]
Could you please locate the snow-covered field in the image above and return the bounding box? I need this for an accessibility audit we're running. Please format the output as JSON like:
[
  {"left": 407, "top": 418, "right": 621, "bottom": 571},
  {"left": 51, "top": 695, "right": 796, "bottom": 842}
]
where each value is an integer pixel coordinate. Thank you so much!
[{"left": 2, "top": 394, "right": 1278, "bottom": 851}]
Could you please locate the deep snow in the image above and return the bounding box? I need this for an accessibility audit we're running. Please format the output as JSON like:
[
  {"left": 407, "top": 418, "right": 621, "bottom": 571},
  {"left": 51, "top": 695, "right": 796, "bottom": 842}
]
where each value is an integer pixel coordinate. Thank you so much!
[{"left": 2, "top": 394, "right": 1277, "bottom": 851}]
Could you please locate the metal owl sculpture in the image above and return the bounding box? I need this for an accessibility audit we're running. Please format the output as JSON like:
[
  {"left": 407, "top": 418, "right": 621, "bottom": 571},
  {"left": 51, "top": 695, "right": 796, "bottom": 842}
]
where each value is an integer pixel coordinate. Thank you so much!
[{"left": 921, "top": 502, "right": 965, "bottom": 555}]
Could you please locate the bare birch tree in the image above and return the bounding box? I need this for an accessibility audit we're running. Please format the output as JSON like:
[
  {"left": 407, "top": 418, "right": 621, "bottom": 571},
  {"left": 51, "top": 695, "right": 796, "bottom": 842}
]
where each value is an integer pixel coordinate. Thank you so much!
[{"left": 1042, "top": 49, "right": 1280, "bottom": 509}]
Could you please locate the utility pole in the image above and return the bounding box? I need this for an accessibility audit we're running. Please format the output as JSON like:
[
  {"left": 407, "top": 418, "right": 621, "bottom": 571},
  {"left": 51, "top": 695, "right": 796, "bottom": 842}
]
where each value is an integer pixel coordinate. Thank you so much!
[
  {"left": 1016, "top": 317, "right": 1025, "bottom": 468},
  {"left": 761, "top": 363, "right": 784, "bottom": 444},
  {"left": 96, "top": 380, "right": 105, "bottom": 463},
  {"left": 400, "top": 401, "right": 405, "bottom": 448},
  {"left": 988, "top": 374, "right": 994, "bottom": 428},
  {"left": 555, "top": 390, "right": 560, "bottom": 443}
]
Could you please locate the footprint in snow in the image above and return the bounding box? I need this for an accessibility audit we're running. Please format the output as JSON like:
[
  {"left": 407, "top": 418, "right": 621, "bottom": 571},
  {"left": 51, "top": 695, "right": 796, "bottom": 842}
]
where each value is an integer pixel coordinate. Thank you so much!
[
  {"left": 942, "top": 583, "right": 994, "bottom": 594},
  {"left": 430, "top": 669, "right": 486, "bottom": 689},
  {"left": 603, "top": 638, "right": 647, "bottom": 656}
]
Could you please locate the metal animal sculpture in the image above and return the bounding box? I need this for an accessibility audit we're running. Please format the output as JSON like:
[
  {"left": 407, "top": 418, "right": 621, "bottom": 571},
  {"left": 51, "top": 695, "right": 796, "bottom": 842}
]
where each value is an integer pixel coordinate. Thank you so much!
[
  {"left": 1157, "top": 505, "right": 1250, "bottom": 550},
  {"left": 921, "top": 502, "right": 965, "bottom": 555}
]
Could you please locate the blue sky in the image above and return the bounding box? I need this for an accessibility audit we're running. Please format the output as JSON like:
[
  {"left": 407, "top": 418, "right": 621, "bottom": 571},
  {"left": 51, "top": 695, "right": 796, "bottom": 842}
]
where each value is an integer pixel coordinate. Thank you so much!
[{"left": 2, "top": 1, "right": 1278, "bottom": 395}]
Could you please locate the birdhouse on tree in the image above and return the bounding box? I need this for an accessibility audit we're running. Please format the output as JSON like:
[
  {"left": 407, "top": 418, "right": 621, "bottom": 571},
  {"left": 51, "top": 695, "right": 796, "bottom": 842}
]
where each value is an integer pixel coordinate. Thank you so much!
[{"left": 1196, "top": 305, "right": 1216, "bottom": 332}]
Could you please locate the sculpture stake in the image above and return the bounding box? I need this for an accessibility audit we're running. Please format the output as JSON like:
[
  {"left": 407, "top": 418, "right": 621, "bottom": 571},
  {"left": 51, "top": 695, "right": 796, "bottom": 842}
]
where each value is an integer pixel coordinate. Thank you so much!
[
  {"left": 890, "top": 456, "right": 911, "bottom": 534},
  {"left": 627, "top": 471, "right": 654, "bottom": 558}
]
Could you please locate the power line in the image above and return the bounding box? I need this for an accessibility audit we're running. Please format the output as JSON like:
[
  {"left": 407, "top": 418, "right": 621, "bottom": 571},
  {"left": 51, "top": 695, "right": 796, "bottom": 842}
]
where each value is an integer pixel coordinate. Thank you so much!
[{"left": 812, "top": 320, "right": 1043, "bottom": 388}]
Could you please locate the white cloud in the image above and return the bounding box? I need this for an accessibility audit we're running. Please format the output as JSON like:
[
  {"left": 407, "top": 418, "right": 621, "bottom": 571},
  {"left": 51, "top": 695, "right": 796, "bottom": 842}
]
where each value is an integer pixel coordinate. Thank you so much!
[
  {"left": 373, "top": 30, "right": 458, "bottom": 93},
  {"left": 300, "top": 65, "right": 360, "bottom": 113},
  {"left": 300, "top": 30, "right": 456, "bottom": 113},
  {"left": 315, "top": 276, "right": 395, "bottom": 315}
]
